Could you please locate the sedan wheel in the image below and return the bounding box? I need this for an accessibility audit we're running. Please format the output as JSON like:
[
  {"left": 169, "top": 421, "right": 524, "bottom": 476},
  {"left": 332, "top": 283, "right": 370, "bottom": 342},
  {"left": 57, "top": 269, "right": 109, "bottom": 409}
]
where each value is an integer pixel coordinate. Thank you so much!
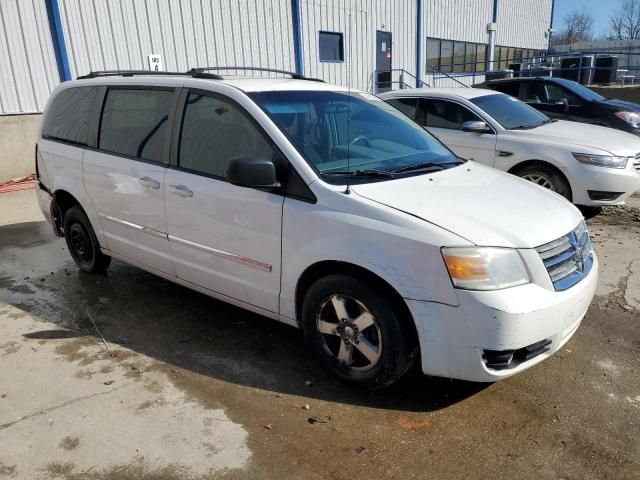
[{"left": 521, "top": 173, "right": 555, "bottom": 191}]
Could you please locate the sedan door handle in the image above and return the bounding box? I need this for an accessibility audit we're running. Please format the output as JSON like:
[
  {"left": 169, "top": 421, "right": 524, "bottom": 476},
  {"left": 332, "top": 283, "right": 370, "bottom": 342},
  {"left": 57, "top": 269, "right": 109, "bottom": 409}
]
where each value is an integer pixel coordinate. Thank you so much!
[
  {"left": 168, "top": 184, "right": 194, "bottom": 198},
  {"left": 138, "top": 176, "right": 160, "bottom": 189}
]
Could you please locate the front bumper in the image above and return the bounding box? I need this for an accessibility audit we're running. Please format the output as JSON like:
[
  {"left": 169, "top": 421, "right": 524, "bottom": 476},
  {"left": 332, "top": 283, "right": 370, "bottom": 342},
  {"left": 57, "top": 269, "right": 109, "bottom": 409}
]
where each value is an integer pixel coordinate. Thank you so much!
[
  {"left": 407, "top": 254, "right": 598, "bottom": 382},
  {"left": 564, "top": 162, "right": 640, "bottom": 206}
]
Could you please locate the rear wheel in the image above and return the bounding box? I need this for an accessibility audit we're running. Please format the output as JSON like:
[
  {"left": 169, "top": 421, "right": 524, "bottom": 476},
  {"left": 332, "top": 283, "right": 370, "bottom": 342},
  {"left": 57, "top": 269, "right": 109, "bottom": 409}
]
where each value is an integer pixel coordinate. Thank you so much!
[
  {"left": 301, "top": 274, "right": 416, "bottom": 390},
  {"left": 63, "top": 206, "right": 111, "bottom": 273},
  {"left": 515, "top": 163, "right": 572, "bottom": 201}
]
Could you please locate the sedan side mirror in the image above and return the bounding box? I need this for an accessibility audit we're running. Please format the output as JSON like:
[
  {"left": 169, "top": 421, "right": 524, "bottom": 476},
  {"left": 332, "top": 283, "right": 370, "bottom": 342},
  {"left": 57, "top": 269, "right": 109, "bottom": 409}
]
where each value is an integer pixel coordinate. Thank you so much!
[
  {"left": 462, "top": 121, "right": 492, "bottom": 134},
  {"left": 227, "top": 156, "right": 280, "bottom": 189},
  {"left": 556, "top": 98, "right": 570, "bottom": 113}
]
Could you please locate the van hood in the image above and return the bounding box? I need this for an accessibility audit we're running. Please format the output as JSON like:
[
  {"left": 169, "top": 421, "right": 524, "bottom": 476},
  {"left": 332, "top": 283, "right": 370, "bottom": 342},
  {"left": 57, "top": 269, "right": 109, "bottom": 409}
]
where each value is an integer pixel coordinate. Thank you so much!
[
  {"left": 512, "top": 120, "right": 640, "bottom": 156},
  {"left": 352, "top": 162, "right": 582, "bottom": 248}
]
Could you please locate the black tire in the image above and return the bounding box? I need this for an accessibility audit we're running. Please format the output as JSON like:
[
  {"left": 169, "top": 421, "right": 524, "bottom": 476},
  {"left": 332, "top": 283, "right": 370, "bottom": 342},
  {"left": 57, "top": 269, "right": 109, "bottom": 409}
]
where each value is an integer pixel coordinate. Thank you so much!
[
  {"left": 578, "top": 205, "right": 602, "bottom": 219},
  {"left": 63, "top": 206, "right": 111, "bottom": 273},
  {"left": 301, "top": 274, "right": 416, "bottom": 390},
  {"left": 514, "top": 163, "right": 572, "bottom": 201}
]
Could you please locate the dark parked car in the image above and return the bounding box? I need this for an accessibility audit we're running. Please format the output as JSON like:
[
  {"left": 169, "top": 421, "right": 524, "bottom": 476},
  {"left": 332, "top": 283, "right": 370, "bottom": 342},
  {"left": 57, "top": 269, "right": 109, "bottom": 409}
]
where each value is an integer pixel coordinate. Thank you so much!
[{"left": 475, "top": 77, "right": 640, "bottom": 135}]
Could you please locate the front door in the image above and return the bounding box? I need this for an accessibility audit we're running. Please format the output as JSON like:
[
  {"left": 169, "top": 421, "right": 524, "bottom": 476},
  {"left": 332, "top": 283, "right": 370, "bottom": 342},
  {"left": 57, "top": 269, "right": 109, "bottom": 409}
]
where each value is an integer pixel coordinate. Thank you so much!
[
  {"left": 164, "top": 90, "right": 284, "bottom": 313},
  {"left": 83, "top": 87, "right": 176, "bottom": 275},
  {"left": 418, "top": 98, "right": 497, "bottom": 166},
  {"left": 376, "top": 31, "right": 392, "bottom": 93}
]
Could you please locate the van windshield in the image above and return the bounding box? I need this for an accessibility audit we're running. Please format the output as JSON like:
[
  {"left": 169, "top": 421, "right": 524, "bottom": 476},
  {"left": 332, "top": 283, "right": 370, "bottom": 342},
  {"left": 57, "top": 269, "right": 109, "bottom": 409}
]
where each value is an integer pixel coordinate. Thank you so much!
[{"left": 250, "top": 90, "right": 462, "bottom": 184}]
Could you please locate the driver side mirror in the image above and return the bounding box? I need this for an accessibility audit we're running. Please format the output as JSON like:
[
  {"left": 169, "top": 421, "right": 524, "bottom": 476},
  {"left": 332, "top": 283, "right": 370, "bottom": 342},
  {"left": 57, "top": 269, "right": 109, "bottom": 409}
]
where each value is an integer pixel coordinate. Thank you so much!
[
  {"left": 462, "top": 121, "right": 492, "bottom": 134},
  {"left": 227, "top": 156, "right": 281, "bottom": 189},
  {"left": 556, "top": 98, "right": 570, "bottom": 113}
]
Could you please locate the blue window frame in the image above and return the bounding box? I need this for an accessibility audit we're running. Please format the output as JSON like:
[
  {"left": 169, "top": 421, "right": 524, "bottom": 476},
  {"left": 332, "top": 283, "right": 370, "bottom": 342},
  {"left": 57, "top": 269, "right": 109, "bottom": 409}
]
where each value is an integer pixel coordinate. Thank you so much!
[{"left": 319, "top": 31, "right": 344, "bottom": 62}]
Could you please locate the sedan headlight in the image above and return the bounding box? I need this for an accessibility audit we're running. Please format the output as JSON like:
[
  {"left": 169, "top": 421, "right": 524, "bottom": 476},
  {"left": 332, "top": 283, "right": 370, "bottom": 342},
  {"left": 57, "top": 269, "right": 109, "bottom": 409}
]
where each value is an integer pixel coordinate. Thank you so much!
[
  {"left": 614, "top": 111, "right": 640, "bottom": 128},
  {"left": 573, "top": 153, "right": 628, "bottom": 169},
  {"left": 441, "top": 247, "right": 530, "bottom": 291}
]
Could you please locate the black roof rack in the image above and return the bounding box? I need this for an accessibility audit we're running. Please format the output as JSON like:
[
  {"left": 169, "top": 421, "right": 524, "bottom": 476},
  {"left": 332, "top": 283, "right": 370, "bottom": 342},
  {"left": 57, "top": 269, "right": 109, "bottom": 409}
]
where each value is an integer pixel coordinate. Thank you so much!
[
  {"left": 77, "top": 70, "right": 223, "bottom": 80},
  {"left": 187, "top": 66, "right": 324, "bottom": 82},
  {"left": 77, "top": 67, "right": 323, "bottom": 82}
]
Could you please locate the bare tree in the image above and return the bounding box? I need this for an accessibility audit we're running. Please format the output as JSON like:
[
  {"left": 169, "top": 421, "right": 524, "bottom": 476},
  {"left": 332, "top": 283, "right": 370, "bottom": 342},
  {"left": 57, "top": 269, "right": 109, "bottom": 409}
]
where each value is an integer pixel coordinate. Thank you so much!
[
  {"left": 553, "top": 10, "right": 594, "bottom": 45},
  {"left": 609, "top": 0, "right": 640, "bottom": 39}
]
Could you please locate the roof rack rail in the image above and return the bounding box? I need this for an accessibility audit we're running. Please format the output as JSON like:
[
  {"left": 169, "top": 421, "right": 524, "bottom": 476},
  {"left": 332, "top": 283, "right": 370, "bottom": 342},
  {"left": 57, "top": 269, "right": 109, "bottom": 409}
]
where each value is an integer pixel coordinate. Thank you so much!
[
  {"left": 77, "top": 70, "right": 223, "bottom": 80},
  {"left": 187, "top": 66, "right": 324, "bottom": 82}
]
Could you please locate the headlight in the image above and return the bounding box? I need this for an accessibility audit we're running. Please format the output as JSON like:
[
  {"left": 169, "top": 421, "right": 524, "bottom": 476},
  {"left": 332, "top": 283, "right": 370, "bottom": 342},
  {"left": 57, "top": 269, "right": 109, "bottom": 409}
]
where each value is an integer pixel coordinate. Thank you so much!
[
  {"left": 614, "top": 111, "right": 640, "bottom": 128},
  {"left": 573, "top": 153, "right": 628, "bottom": 169},
  {"left": 441, "top": 247, "right": 530, "bottom": 291}
]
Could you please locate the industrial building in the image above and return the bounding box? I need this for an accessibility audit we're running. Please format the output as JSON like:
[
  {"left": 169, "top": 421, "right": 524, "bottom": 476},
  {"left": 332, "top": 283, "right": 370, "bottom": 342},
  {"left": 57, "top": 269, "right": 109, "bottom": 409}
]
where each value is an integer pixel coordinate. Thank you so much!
[{"left": 0, "top": 0, "right": 553, "bottom": 179}]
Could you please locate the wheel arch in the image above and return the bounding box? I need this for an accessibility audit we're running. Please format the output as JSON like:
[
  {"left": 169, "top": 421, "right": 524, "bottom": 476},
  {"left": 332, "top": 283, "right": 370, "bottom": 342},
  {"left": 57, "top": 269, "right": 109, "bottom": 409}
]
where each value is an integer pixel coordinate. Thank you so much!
[
  {"left": 295, "top": 260, "right": 419, "bottom": 349},
  {"left": 507, "top": 159, "right": 573, "bottom": 201},
  {"left": 51, "top": 189, "right": 83, "bottom": 236}
]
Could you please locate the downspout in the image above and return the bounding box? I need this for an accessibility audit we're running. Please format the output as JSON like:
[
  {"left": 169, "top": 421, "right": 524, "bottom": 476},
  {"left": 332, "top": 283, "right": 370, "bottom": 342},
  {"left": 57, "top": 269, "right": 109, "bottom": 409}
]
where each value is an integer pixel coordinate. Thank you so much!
[
  {"left": 548, "top": 0, "right": 555, "bottom": 54},
  {"left": 416, "top": 0, "right": 423, "bottom": 87},
  {"left": 488, "top": 0, "right": 499, "bottom": 71},
  {"left": 45, "top": 0, "right": 71, "bottom": 81},
  {"left": 291, "top": 0, "right": 304, "bottom": 75}
]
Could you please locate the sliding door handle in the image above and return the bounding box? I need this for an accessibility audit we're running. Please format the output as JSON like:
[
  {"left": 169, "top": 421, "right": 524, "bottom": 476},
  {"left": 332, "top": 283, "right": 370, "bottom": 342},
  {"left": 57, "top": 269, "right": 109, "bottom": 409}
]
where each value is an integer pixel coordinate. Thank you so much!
[
  {"left": 168, "top": 184, "right": 194, "bottom": 198},
  {"left": 138, "top": 176, "right": 160, "bottom": 189}
]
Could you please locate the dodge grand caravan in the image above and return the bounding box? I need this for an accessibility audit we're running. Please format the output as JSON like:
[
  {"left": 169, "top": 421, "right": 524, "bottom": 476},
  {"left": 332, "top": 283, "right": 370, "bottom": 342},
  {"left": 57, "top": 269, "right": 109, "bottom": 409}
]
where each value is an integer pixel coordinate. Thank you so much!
[{"left": 36, "top": 69, "right": 598, "bottom": 389}]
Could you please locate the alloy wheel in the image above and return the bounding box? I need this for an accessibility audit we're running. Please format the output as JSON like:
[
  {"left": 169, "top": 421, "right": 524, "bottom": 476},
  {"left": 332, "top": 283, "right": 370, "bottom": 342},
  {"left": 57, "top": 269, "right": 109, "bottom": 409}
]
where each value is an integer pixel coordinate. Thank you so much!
[
  {"left": 316, "top": 294, "right": 382, "bottom": 372},
  {"left": 521, "top": 173, "right": 555, "bottom": 191}
]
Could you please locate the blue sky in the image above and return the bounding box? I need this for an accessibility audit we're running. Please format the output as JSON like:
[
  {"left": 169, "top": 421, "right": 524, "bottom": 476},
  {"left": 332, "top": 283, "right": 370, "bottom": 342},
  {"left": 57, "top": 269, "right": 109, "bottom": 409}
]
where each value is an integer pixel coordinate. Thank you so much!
[{"left": 553, "top": 0, "right": 618, "bottom": 38}]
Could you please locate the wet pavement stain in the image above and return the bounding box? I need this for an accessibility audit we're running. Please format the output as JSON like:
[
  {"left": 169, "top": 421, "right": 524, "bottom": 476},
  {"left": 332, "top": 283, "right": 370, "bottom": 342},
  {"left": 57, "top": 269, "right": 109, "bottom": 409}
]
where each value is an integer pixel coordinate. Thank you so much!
[{"left": 1, "top": 205, "right": 640, "bottom": 479}]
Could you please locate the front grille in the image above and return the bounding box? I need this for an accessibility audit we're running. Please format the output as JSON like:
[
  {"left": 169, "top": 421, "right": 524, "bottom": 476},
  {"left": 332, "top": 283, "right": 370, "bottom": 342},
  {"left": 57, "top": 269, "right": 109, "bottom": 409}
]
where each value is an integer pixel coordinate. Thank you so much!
[
  {"left": 483, "top": 339, "right": 552, "bottom": 370},
  {"left": 536, "top": 220, "right": 594, "bottom": 291},
  {"left": 634, "top": 153, "right": 640, "bottom": 171}
]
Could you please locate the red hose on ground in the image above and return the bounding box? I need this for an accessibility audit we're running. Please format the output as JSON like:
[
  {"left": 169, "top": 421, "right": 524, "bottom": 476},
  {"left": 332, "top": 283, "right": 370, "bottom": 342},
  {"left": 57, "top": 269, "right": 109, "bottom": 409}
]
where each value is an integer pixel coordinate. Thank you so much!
[{"left": 0, "top": 174, "right": 36, "bottom": 194}]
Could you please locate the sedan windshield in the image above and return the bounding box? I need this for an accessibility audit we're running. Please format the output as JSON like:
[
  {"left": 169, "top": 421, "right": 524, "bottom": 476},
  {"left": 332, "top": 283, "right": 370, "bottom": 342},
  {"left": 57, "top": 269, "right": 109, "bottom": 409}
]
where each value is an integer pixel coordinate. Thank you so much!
[
  {"left": 250, "top": 90, "right": 461, "bottom": 184},
  {"left": 552, "top": 78, "right": 605, "bottom": 102},
  {"left": 471, "top": 93, "right": 551, "bottom": 130}
]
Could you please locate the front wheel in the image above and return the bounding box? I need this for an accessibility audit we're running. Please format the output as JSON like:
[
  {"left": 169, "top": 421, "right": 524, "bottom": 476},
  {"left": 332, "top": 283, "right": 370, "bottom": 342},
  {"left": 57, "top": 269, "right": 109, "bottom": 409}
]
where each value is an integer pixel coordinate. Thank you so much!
[
  {"left": 515, "top": 164, "right": 572, "bottom": 201},
  {"left": 63, "top": 206, "right": 111, "bottom": 273},
  {"left": 301, "top": 274, "right": 416, "bottom": 390}
]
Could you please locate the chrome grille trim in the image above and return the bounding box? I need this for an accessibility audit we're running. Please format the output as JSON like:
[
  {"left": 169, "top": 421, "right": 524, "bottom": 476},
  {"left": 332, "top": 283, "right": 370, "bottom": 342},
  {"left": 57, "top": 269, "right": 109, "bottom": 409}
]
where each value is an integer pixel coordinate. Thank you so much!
[
  {"left": 536, "top": 220, "right": 594, "bottom": 291},
  {"left": 634, "top": 153, "right": 640, "bottom": 171}
]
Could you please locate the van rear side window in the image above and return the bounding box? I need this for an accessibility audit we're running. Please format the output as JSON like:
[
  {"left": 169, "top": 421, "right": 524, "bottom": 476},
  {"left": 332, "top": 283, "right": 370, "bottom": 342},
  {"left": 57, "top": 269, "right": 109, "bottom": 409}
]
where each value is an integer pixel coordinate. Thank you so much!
[
  {"left": 99, "top": 89, "right": 174, "bottom": 163},
  {"left": 42, "top": 87, "right": 98, "bottom": 146}
]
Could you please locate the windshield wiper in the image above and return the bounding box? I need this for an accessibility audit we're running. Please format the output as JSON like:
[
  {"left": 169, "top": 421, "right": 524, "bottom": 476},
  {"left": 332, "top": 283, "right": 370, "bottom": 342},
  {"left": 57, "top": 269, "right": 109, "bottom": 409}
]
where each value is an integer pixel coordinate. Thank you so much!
[
  {"left": 392, "top": 160, "right": 463, "bottom": 174},
  {"left": 322, "top": 168, "right": 395, "bottom": 178}
]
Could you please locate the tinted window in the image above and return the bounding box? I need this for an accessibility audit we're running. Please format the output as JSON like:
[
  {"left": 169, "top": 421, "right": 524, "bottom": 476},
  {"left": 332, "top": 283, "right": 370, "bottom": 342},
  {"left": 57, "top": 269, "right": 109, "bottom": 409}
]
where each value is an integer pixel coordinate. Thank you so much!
[
  {"left": 422, "top": 99, "right": 481, "bottom": 130},
  {"left": 426, "top": 38, "right": 440, "bottom": 71},
  {"left": 43, "top": 87, "right": 97, "bottom": 145},
  {"left": 251, "top": 90, "right": 459, "bottom": 184},
  {"left": 492, "top": 82, "right": 521, "bottom": 98},
  {"left": 386, "top": 97, "right": 419, "bottom": 120},
  {"left": 523, "top": 82, "right": 547, "bottom": 103},
  {"left": 99, "top": 89, "right": 173, "bottom": 162},
  {"left": 179, "top": 93, "right": 274, "bottom": 178},
  {"left": 319, "top": 31, "right": 344, "bottom": 62},
  {"left": 546, "top": 84, "right": 584, "bottom": 106},
  {"left": 551, "top": 78, "right": 604, "bottom": 102},
  {"left": 453, "top": 42, "right": 465, "bottom": 73},
  {"left": 471, "top": 94, "right": 550, "bottom": 129}
]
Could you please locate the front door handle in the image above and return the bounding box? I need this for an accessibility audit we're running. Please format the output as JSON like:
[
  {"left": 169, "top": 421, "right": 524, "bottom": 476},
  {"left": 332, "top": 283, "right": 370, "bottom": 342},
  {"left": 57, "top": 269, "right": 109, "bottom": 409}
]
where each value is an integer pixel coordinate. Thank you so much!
[
  {"left": 138, "top": 176, "right": 160, "bottom": 189},
  {"left": 168, "top": 184, "right": 194, "bottom": 198}
]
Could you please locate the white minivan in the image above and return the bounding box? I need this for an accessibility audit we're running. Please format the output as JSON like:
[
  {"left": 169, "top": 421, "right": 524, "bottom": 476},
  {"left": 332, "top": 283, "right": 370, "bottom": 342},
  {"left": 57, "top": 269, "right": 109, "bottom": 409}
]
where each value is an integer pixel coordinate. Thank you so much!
[
  {"left": 36, "top": 69, "right": 598, "bottom": 389},
  {"left": 381, "top": 88, "right": 640, "bottom": 207}
]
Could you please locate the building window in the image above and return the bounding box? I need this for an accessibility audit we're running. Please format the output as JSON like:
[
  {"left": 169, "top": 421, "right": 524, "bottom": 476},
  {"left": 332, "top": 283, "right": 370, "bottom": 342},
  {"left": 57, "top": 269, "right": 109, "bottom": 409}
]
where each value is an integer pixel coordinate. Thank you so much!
[
  {"left": 319, "top": 31, "right": 344, "bottom": 62},
  {"left": 426, "top": 37, "right": 488, "bottom": 73}
]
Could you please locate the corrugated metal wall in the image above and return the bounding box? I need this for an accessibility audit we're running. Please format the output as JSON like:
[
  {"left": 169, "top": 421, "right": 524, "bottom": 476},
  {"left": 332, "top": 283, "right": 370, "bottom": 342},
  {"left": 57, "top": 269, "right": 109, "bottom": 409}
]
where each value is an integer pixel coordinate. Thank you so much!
[
  {"left": 425, "top": 0, "right": 493, "bottom": 44},
  {"left": 0, "top": 0, "right": 60, "bottom": 114},
  {"left": 496, "top": 0, "right": 551, "bottom": 50},
  {"left": 57, "top": 0, "right": 296, "bottom": 78},
  {"left": 0, "top": 0, "right": 555, "bottom": 115},
  {"left": 300, "top": 0, "right": 418, "bottom": 92}
]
